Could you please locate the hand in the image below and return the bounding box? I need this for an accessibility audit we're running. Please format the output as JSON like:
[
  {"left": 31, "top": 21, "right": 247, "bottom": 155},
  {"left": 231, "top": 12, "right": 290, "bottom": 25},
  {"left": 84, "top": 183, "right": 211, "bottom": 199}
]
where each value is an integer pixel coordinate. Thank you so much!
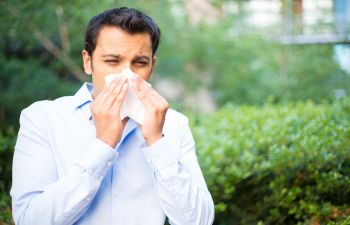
[
  {"left": 132, "top": 76, "right": 169, "bottom": 146},
  {"left": 90, "top": 76, "right": 128, "bottom": 148}
]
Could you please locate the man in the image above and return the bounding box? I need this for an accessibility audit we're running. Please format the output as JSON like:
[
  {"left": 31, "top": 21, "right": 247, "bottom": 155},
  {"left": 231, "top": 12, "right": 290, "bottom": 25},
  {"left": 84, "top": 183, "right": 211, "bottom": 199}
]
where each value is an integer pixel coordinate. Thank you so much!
[{"left": 11, "top": 7, "right": 214, "bottom": 225}]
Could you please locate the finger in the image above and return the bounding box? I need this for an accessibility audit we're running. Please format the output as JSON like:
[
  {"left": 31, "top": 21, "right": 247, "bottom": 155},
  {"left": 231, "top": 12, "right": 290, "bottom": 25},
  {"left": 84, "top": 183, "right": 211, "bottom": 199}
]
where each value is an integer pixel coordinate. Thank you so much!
[
  {"left": 110, "top": 76, "right": 127, "bottom": 99},
  {"left": 93, "top": 76, "right": 121, "bottom": 106},
  {"left": 110, "top": 82, "right": 128, "bottom": 114},
  {"left": 104, "top": 76, "right": 127, "bottom": 110},
  {"left": 133, "top": 80, "right": 168, "bottom": 112},
  {"left": 144, "top": 88, "right": 168, "bottom": 110},
  {"left": 132, "top": 77, "right": 152, "bottom": 102},
  {"left": 148, "top": 88, "right": 166, "bottom": 101},
  {"left": 132, "top": 75, "right": 151, "bottom": 89},
  {"left": 96, "top": 76, "right": 127, "bottom": 108},
  {"left": 91, "top": 78, "right": 121, "bottom": 118},
  {"left": 103, "top": 75, "right": 123, "bottom": 94}
]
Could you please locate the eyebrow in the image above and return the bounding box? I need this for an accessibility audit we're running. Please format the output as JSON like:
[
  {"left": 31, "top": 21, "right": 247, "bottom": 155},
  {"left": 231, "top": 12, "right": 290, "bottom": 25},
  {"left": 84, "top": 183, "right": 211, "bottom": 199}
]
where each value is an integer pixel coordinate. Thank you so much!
[
  {"left": 133, "top": 55, "right": 150, "bottom": 62},
  {"left": 102, "top": 54, "right": 121, "bottom": 58},
  {"left": 101, "top": 54, "right": 150, "bottom": 62},
  {"left": 102, "top": 54, "right": 150, "bottom": 61}
]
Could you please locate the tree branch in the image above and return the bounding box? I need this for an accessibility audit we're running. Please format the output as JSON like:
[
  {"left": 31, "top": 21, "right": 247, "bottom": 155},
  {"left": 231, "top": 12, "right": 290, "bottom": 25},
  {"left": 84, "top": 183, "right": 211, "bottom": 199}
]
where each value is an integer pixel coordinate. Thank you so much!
[
  {"left": 55, "top": 5, "right": 70, "bottom": 53},
  {"left": 4, "top": 2, "right": 86, "bottom": 82}
]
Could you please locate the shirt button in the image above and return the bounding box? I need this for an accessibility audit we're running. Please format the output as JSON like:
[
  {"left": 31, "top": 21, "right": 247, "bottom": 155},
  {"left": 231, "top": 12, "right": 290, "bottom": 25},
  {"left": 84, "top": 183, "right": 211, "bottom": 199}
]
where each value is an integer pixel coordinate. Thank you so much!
[
  {"left": 107, "top": 161, "right": 112, "bottom": 166},
  {"left": 114, "top": 191, "right": 121, "bottom": 198}
]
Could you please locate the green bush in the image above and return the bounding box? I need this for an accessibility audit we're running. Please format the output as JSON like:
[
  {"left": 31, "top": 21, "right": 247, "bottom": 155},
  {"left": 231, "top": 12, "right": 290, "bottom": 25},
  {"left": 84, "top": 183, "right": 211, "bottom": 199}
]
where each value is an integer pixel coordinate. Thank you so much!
[
  {"left": 193, "top": 98, "right": 350, "bottom": 225},
  {"left": 0, "top": 128, "right": 16, "bottom": 224},
  {"left": 0, "top": 53, "right": 80, "bottom": 130},
  {"left": 327, "top": 214, "right": 350, "bottom": 225}
]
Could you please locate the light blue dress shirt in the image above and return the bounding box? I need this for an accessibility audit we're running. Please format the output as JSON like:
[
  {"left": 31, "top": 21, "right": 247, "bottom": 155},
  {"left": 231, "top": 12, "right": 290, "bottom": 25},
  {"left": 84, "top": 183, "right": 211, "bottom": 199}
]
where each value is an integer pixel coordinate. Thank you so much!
[{"left": 11, "top": 83, "right": 214, "bottom": 225}]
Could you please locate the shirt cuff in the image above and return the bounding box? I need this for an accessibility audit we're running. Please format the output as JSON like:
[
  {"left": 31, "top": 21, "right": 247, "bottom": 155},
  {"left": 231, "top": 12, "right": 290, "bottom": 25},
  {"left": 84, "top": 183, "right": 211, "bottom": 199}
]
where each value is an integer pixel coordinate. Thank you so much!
[
  {"left": 75, "top": 138, "right": 118, "bottom": 182},
  {"left": 139, "top": 136, "right": 179, "bottom": 177}
]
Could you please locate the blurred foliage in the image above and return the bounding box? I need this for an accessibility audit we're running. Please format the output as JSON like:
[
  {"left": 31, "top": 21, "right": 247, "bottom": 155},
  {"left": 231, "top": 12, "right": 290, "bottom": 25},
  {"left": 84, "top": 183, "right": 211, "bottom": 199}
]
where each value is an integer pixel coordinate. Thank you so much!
[
  {"left": 192, "top": 97, "right": 350, "bottom": 225},
  {"left": 1, "top": 0, "right": 350, "bottom": 224},
  {"left": 175, "top": 19, "right": 350, "bottom": 105},
  {"left": 1, "top": 0, "right": 349, "bottom": 131},
  {"left": 327, "top": 215, "right": 350, "bottom": 225},
  {"left": 0, "top": 53, "right": 80, "bottom": 128},
  {"left": 0, "top": 128, "right": 16, "bottom": 224}
]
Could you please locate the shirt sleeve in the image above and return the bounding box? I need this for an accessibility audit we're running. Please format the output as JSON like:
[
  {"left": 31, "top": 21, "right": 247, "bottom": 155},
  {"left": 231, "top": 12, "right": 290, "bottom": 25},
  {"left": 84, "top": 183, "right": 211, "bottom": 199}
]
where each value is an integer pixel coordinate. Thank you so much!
[
  {"left": 10, "top": 104, "right": 117, "bottom": 225},
  {"left": 139, "top": 115, "right": 215, "bottom": 225}
]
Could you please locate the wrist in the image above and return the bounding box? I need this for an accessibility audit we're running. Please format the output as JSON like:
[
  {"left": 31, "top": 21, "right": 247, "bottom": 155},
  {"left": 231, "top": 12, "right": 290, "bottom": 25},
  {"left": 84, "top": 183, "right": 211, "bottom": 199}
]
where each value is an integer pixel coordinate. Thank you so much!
[
  {"left": 144, "top": 133, "right": 163, "bottom": 146},
  {"left": 96, "top": 134, "right": 120, "bottom": 148}
]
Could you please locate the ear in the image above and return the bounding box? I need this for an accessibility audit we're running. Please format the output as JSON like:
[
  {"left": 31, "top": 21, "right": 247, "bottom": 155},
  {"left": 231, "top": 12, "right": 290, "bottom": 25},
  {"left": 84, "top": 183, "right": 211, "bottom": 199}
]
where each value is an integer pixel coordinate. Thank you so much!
[
  {"left": 82, "top": 50, "right": 92, "bottom": 75},
  {"left": 150, "top": 56, "right": 157, "bottom": 75}
]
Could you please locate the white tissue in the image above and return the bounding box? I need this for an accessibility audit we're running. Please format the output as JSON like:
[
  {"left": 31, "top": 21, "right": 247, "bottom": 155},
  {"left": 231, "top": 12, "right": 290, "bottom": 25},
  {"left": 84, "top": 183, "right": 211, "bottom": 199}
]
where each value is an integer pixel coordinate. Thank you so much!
[{"left": 104, "top": 68, "right": 151, "bottom": 124}]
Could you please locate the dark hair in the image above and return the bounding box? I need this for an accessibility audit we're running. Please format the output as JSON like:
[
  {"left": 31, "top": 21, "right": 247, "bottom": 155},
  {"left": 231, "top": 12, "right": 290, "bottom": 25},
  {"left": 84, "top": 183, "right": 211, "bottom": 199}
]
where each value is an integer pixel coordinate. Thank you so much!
[{"left": 84, "top": 7, "right": 161, "bottom": 56}]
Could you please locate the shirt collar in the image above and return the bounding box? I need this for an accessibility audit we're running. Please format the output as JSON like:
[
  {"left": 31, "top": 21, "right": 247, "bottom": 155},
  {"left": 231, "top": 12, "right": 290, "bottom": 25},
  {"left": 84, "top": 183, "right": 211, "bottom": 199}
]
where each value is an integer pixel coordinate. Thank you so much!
[
  {"left": 74, "top": 82, "right": 94, "bottom": 121},
  {"left": 74, "top": 82, "right": 94, "bottom": 108},
  {"left": 119, "top": 119, "right": 138, "bottom": 145}
]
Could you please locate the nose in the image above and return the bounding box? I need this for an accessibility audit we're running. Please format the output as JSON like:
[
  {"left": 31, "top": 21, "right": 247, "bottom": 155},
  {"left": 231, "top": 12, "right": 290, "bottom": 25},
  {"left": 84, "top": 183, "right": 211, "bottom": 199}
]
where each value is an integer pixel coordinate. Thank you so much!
[
  {"left": 118, "top": 63, "right": 133, "bottom": 73},
  {"left": 120, "top": 67, "right": 134, "bottom": 77}
]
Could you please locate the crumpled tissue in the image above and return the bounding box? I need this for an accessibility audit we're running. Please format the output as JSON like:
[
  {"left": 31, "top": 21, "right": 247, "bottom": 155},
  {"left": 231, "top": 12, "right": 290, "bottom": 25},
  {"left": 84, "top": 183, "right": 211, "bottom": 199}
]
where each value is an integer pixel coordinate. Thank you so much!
[{"left": 104, "top": 68, "right": 151, "bottom": 124}]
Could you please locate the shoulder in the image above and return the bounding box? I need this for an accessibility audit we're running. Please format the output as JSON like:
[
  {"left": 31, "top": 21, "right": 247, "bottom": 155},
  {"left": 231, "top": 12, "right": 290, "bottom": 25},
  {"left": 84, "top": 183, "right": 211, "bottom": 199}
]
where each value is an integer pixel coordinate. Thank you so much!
[
  {"left": 163, "top": 108, "right": 191, "bottom": 135},
  {"left": 20, "top": 96, "right": 75, "bottom": 125},
  {"left": 21, "top": 96, "right": 74, "bottom": 115},
  {"left": 163, "top": 109, "right": 195, "bottom": 153},
  {"left": 165, "top": 108, "right": 189, "bottom": 125}
]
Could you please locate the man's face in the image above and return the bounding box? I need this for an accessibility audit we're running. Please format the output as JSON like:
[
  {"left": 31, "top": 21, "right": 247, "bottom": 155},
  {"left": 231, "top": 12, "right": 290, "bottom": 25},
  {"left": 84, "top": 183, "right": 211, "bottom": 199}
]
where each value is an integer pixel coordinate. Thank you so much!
[{"left": 82, "top": 26, "right": 156, "bottom": 95}]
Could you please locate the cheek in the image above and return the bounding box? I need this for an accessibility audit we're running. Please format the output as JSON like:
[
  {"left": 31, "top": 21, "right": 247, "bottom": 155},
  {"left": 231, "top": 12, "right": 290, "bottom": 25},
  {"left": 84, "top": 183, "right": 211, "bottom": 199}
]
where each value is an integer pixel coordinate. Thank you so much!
[
  {"left": 92, "top": 62, "right": 122, "bottom": 82},
  {"left": 132, "top": 67, "right": 153, "bottom": 81},
  {"left": 91, "top": 64, "right": 111, "bottom": 93},
  {"left": 92, "top": 61, "right": 115, "bottom": 74},
  {"left": 135, "top": 71, "right": 151, "bottom": 81},
  {"left": 92, "top": 75, "right": 106, "bottom": 95}
]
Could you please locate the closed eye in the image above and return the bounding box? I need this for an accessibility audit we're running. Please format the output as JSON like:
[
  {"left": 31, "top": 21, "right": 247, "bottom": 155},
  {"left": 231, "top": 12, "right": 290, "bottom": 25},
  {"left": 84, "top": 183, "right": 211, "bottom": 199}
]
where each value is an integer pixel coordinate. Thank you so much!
[
  {"left": 134, "top": 61, "right": 149, "bottom": 67},
  {"left": 105, "top": 60, "right": 120, "bottom": 64}
]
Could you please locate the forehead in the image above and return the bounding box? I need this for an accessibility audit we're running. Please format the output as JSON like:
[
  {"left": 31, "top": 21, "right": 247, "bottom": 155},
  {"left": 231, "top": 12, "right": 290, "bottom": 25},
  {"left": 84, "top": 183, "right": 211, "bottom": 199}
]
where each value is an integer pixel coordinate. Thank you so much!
[{"left": 94, "top": 26, "right": 152, "bottom": 56}]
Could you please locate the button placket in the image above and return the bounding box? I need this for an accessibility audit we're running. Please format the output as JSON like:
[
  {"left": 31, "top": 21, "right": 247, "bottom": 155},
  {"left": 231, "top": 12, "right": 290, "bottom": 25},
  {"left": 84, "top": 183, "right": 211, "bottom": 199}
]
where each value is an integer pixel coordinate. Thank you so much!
[{"left": 112, "top": 155, "right": 124, "bottom": 225}]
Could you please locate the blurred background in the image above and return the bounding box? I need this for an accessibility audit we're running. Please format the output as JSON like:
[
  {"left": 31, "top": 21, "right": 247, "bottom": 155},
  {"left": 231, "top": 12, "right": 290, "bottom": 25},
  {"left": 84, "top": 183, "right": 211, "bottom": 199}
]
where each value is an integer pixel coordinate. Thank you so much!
[{"left": 1, "top": 0, "right": 350, "bottom": 224}]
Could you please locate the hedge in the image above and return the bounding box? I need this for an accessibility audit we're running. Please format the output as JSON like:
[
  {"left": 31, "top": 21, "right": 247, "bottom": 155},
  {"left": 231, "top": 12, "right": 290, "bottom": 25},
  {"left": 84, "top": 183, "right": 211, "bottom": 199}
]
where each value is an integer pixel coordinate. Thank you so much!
[
  {"left": 193, "top": 98, "right": 350, "bottom": 225},
  {"left": 0, "top": 127, "right": 15, "bottom": 224},
  {"left": 1, "top": 98, "right": 350, "bottom": 224}
]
